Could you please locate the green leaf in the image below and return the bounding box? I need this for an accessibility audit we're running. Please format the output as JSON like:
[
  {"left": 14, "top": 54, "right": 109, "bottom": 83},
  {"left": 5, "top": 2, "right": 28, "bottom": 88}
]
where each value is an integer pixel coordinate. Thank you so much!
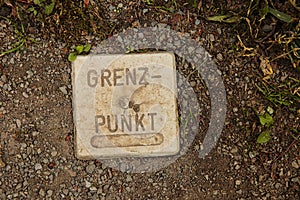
[
  {"left": 207, "top": 14, "right": 240, "bottom": 23},
  {"left": 186, "top": 0, "right": 197, "bottom": 8},
  {"left": 125, "top": 46, "right": 135, "bottom": 54},
  {"left": 29, "top": 7, "right": 38, "bottom": 16},
  {"left": 75, "top": 45, "right": 84, "bottom": 54},
  {"left": 258, "top": 112, "right": 274, "bottom": 127},
  {"left": 266, "top": 106, "right": 274, "bottom": 115},
  {"left": 257, "top": 131, "right": 270, "bottom": 144},
  {"left": 28, "top": 7, "right": 34, "bottom": 12},
  {"left": 68, "top": 53, "right": 77, "bottom": 62},
  {"left": 259, "top": 5, "right": 269, "bottom": 21},
  {"left": 34, "top": 0, "right": 41, "bottom": 6},
  {"left": 83, "top": 44, "right": 91, "bottom": 52},
  {"left": 166, "top": 6, "right": 175, "bottom": 13},
  {"left": 268, "top": 7, "right": 292, "bottom": 23},
  {"left": 223, "top": 16, "right": 241, "bottom": 23},
  {"left": 207, "top": 15, "right": 232, "bottom": 22},
  {"left": 44, "top": 2, "right": 55, "bottom": 15}
]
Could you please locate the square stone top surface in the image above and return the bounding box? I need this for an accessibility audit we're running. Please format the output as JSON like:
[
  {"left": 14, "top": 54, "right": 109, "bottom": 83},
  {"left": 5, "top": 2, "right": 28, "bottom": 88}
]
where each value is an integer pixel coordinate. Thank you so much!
[{"left": 72, "top": 52, "right": 179, "bottom": 159}]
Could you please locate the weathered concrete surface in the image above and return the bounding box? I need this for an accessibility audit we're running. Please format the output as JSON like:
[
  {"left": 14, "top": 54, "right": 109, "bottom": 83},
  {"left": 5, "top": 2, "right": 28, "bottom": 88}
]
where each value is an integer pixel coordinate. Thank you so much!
[{"left": 72, "top": 53, "right": 179, "bottom": 159}]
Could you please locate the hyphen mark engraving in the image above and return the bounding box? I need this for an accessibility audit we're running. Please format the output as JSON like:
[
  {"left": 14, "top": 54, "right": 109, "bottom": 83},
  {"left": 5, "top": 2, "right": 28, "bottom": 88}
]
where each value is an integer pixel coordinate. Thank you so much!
[{"left": 151, "top": 75, "right": 162, "bottom": 79}]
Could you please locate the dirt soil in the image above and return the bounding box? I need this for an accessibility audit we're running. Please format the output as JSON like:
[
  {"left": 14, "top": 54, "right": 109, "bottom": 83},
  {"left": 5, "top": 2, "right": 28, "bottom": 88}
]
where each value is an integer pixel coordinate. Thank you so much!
[{"left": 0, "top": 0, "right": 299, "bottom": 199}]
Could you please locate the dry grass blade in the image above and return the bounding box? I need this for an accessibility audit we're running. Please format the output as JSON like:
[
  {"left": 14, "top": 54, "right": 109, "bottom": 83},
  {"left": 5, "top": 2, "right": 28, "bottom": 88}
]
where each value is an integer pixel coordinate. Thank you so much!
[{"left": 289, "top": 0, "right": 300, "bottom": 12}]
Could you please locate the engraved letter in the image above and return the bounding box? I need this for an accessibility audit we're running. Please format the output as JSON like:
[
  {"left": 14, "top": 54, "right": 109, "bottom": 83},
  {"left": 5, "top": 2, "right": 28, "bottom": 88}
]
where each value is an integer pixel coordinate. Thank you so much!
[
  {"left": 125, "top": 68, "right": 136, "bottom": 85},
  {"left": 95, "top": 115, "right": 105, "bottom": 133},
  {"left": 135, "top": 114, "right": 145, "bottom": 131},
  {"left": 148, "top": 113, "right": 157, "bottom": 131},
  {"left": 87, "top": 70, "right": 98, "bottom": 87},
  {"left": 138, "top": 67, "right": 149, "bottom": 85},
  {"left": 101, "top": 69, "right": 112, "bottom": 87},
  {"left": 121, "top": 114, "right": 132, "bottom": 132},
  {"left": 113, "top": 68, "right": 124, "bottom": 86},
  {"left": 107, "top": 115, "right": 118, "bottom": 132}
]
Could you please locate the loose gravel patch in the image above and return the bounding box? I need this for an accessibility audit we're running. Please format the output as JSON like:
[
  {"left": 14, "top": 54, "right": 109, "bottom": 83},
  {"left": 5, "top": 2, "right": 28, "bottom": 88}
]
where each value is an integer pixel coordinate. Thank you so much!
[{"left": 0, "top": 1, "right": 299, "bottom": 199}]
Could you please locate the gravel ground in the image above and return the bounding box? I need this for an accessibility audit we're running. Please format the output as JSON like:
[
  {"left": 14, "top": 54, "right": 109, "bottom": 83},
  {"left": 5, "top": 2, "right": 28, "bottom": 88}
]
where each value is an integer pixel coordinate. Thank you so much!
[{"left": 0, "top": 1, "right": 299, "bottom": 199}]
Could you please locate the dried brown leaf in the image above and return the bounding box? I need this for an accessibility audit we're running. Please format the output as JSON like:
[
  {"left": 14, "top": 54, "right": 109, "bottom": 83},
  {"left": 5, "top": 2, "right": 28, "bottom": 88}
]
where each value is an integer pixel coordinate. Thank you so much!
[{"left": 259, "top": 56, "right": 273, "bottom": 78}]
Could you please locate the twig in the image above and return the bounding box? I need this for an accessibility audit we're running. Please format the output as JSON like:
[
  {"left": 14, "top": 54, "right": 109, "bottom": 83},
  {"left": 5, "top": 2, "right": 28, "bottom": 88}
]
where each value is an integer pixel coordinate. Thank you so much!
[
  {"left": 272, "top": 138, "right": 297, "bottom": 164},
  {"left": 255, "top": 22, "right": 277, "bottom": 43}
]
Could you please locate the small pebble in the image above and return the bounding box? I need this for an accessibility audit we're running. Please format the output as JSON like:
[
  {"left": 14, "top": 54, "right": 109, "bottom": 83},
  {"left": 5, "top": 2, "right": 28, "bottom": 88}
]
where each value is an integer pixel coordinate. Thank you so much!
[
  {"left": 262, "top": 24, "right": 273, "bottom": 32},
  {"left": 208, "top": 34, "right": 215, "bottom": 42},
  {"left": 35, "top": 163, "right": 42, "bottom": 170},
  {"left": 16, "top": 119, "right": 21, "bottom": 128},
  {"left": 217, "top": 53, "right": 223, "bottom": 61},
  {"left": 275, "top": 183, "right": 281, "bottom": 189},
  {"left": 59, "top": 86, "right": 68, "bottom": 95},
  {"left": 249, "top": 152, "right": 257, "bottom": 159},
  {"left": 10, "top": 57, "right": 14, "bottom": 64},
  {"left": 0, "top": 158, "right": 6, "bottom": 168},
  {"left": 63, "top": 189, "right": 68, "bottom": 195},
  {"left": 204, "top": 175, "right": 209, "bottom": 180},
  {"left": 51, "top": 151, "right": 57, "bottom": 157},
  {"left": 85, "top": 180, "right": 92, "bottom": 188},
  {"left": 86, "top": 164, "right": 95, "bottom": 174},
  {"left": 103, "top": 184, "right": 110, "bottom": 190},
  {"left": 126, "top": 175, "right": 132, "bottom": 182},
  {"left": 231, "top": 147, "right": 238, "bottom": 154},
  {"left": 291, "top": 161, "right": 299, "bottom": 169},
  {"left": 39, "top": 189, "right": 45, "bottom": 196},
  {"left": 143, "top": 9, "right": 149, "bottom": 14},
  {"left": 1, "top": 75, "right": 7, "bottom": 82},
  {"left": 291, "top": 177, "right": 299, "bottom": 183},
  {"left": 47, "top": 190, "right": 53, "bottom": 196},
  {"left": 32, "top": 131, "right": 39, "bottom": 136},
  {"left": 125, "top": 187, "right": 131, "bottom": 192},
  {"left": 22, "top": 92, "right": 29, "bottom": 98},
  {"left": 236, "top": 190, "right": 242, "bottom": 194},
  {"left": 90, "top": 186, "right": 97, "bottom": 191},
  {"left": 190, "top": 81, "right": 196, "bottom": 87},
  {"left": 26, "top": 70, "right": 34, "bottom": 78},
  {"left": 213, "top": 190, "right": 218, "bottom": 195}
]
